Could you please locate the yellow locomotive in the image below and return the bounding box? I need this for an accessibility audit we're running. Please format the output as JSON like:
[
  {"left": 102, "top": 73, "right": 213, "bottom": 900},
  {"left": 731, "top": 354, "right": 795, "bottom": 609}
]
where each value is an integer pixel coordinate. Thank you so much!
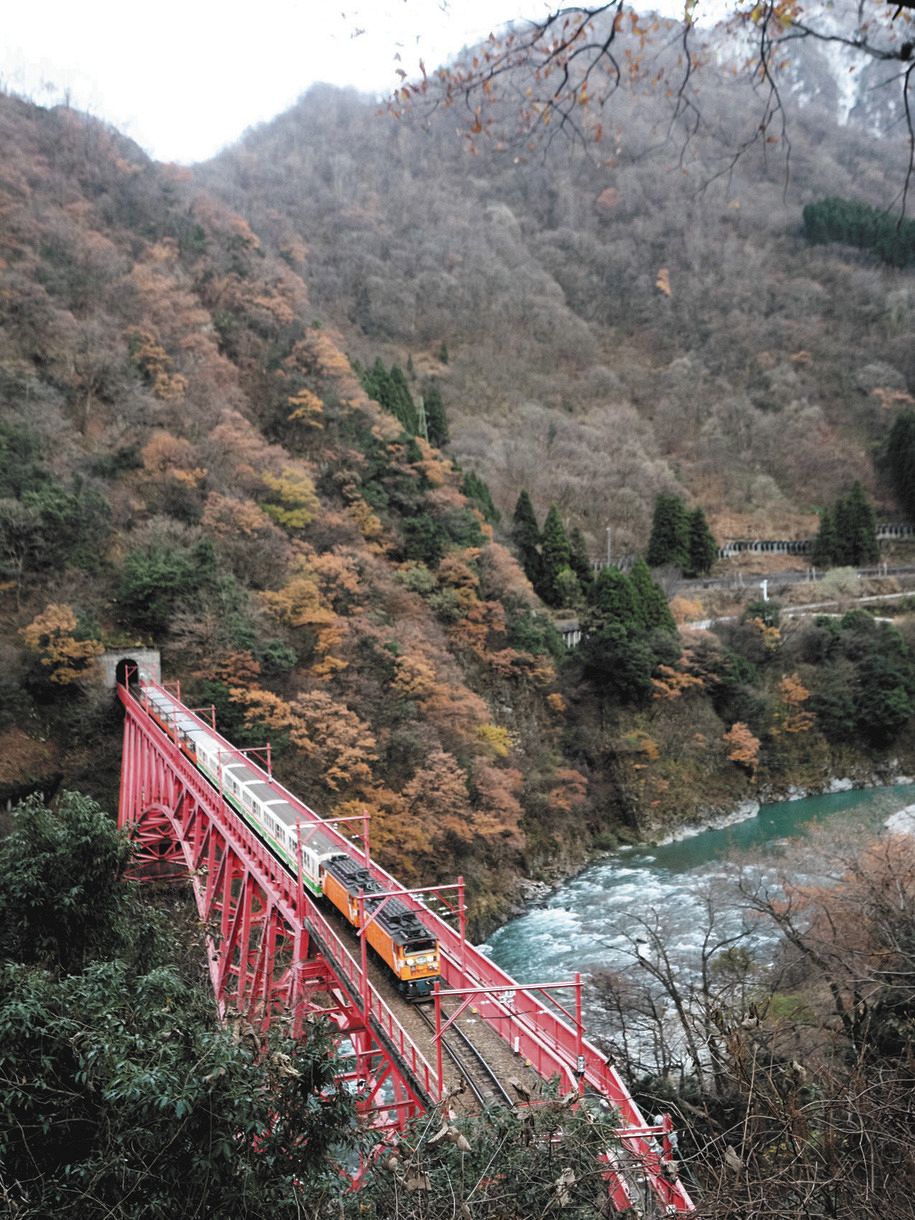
[{"left": 137, "top": 678, "right": 441, "bottom": 999}]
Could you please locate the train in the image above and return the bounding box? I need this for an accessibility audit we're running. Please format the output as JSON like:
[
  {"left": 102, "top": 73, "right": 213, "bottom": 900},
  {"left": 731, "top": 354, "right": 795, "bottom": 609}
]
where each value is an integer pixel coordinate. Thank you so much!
[{"left": 135, "top": 677, "right": 441, "bottom": 1000}]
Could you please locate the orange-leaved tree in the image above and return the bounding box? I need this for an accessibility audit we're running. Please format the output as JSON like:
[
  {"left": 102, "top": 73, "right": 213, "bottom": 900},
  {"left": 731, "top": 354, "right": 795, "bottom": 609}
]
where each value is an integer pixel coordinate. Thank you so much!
[
  {"left": 403, "top": 749, "right": 473, "bottom": 852},
  {"left": 723, "top": 721, "right": 761, "bottom": 778},
  {"left": 21, "top": 604, "right": 103, "bottom": 685},
  {"left": 229, "top": 686, "right": 377, "bottom": 796},
  {"left": 771, "top": 673, "right": 815, "bottom": 736}
]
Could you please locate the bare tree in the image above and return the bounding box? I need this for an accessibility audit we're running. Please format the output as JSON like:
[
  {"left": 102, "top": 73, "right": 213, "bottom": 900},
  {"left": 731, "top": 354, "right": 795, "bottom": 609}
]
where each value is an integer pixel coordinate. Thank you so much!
[
  {"left": 393, "top": 2, "right": 915, "bottom": 206},
  {"left": 593, "top": 837, "right": 915, "bottom": 1216}
]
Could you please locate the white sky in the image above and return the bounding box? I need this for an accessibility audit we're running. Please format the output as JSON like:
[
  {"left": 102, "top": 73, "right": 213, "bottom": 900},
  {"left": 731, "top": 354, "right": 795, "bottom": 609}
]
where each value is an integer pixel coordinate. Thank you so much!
[{"left": 0, "top": 1, "right": 553, "bottom": 164}]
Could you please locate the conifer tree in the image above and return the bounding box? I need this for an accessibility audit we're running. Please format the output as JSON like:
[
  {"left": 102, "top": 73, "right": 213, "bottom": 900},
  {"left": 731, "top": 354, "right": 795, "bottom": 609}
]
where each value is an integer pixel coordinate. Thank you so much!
[
  {"left": 843, "top": 482, "right": 879, "bottom": 565},
  {"left": 423, "top": 382, "right": 450, "bottom": 448},
  {"left": 629, "top": 557, "right": 675, "bottom": 633},
  {"left": 538, "top": 504, "right": 573, "bottom": 606},
  {"left": 813, "top": 485, "right": 878, "bottom": 568},
  {"left": 812, "top": 506, "right": 838, "bottom": 568},
  {"left": 803, "top": 197, "right": 915, "bottom": 268},
  {"left": 552, "top": 566, "right": 584, "bottom": 609},
  {"left": 886, "top": 412, "right": 915, "bottom": 522},
  {"left": 587, "top": 566, "right": 638, "bottom": 630},
  {"left": 389, "top": 365, "right": 419, "bottom": 435},
  {"left": 646, "top": 492, "right": 690, "bottom": 570},
  {"left": 359, "top": 359, "right": 420, "bottom": 435},
  {"left": 360, "top": 357, "right": 389, "bottom": 405},
  {"left": 511, "top": 491, "right": 541, "bottom": 587},
  {"left": 686, "top": 507, "right": 717, "bottom": 577},
  {"left": 461, "top": 471, "right": 500, "bottom": 524},
  {"left": 833, "top": 496, "right": 855, "bottom": 565},
  {"left": 568, "top": 526, "right": 592, "bottom": 589}
]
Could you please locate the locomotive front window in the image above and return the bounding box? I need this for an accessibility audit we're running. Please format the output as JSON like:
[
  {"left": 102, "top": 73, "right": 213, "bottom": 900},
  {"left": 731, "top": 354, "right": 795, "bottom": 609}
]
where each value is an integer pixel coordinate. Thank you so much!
[{"left": 406, "top": 939, "right": 436, "bottom": 953}]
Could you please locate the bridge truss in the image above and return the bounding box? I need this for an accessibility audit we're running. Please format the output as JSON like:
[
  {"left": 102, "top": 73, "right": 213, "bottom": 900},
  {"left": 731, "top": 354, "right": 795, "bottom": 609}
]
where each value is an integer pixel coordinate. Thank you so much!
[{"left": 117, "top": 676, "right": 694, "bottom": 1214}]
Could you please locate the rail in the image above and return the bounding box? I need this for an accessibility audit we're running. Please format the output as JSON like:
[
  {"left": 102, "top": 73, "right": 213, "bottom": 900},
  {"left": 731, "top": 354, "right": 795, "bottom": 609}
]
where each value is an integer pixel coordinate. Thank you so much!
[
  {"left": 122, "top": 686, "right": 439, "bottom": 1103},
  {"left": 133, "top": 677, "right": 644, "bottom": 1101},
  {"left": 414, "top": 1001, "right": 516, "bottom": 1109},
  {"left": 125, "top": 674, "right": 693, "bottom": 1213}
]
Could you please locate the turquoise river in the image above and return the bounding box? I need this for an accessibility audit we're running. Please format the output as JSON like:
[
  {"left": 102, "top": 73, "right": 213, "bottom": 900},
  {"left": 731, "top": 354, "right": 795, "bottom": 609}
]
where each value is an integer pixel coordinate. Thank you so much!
[{"left": 483, "top": 784, "right": 915, "bottom": 1037}]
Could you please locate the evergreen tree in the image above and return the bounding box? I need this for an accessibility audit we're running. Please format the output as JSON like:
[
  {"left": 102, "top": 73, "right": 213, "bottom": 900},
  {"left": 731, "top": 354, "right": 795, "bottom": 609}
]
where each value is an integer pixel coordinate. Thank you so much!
[
  {"left": 359, "top": 359, "right": 420, "bottom": 435},
  {"left": 803, "top": 197, "right": 915, "bottom": 268},
  {"left": 629, "top": 557, "right": 676, "bottom": 633},
  {"left": 686, "top": 506, "right": 717, "bottom": 577},
  {"left": 833, "top": 495, "right": 855, "bottom": 565},
  {"left": 646, "top": 492, "right": 690, "bottom": 570},
  {"left": 812, "top": 506, "right": 838, "bottom": 568},
  {"left": 581, "top": 566, "right": 680, "bottom": 707},
  {"left": 886, "top": 411, "right": 915, "bottom": 522},
  {"left": 389, "top": 364, "right": 419, "bottom": 435},
  {"left": 830, "top": 483, "right": 878, "bottom": 566},
  {"left": 552, "top": 566, "right": 583, "bottom": 609},
  {"left": 538, "top": 504, "right": 573, "bottom": 606},
  {"left": 422, "top": 381, "right": 450, "bottom": 448},
  {"left": 813, "top": 485, "right": 878, "bottom": 568},
  {"left": 360, "top": 356, "right": 389, "bottom": 405},
  {"left": 0, "top": 793, "right": 134, "bottom": 971},
  {"left": 843, "top": 482, "right": 879, "bottom": 566},
  {"left": 461, "top": 471, "right": 500, "bottom": 524},
  {"left": 568, "top": 526, "right": 593, "bottom": 589},
  {"left": 511, "top": 491, "right": 541, "bottom": 587},
  {"left": 856, "top": 650, "right": 914, "bottom": 744},
  {"left": 581, "top": 621, "right": 656, "bottom": 705},
  {"left": 587, "top": 567, "right": 639, "bottom": 631}
]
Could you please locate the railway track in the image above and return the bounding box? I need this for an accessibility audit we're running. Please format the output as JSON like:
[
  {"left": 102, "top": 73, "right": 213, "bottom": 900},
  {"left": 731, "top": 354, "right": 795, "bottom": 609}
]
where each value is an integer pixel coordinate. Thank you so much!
[{"left": 415, "top": 999, "right": 516, "bottom": 1110}]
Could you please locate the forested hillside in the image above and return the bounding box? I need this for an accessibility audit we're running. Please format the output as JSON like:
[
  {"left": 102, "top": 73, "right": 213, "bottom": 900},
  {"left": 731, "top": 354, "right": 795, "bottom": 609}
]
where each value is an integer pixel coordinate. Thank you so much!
[
  {"left": 0, "top": 93, "right": 597, "bottom": 930},
  {"left": 4, "top": 21, "right": 915, "bottom": 929},
  {"left": 5, "top": 21, "right": 915, "bottom": 1213},
  {"left": 200, "top": 30, "right": 915, "bottom": 554}
]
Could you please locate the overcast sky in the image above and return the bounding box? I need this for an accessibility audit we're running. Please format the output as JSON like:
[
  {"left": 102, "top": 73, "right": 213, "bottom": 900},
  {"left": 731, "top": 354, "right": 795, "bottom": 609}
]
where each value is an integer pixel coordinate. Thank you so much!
[{"left": 0, "top": 1, "right": 549, "bottom": 164}]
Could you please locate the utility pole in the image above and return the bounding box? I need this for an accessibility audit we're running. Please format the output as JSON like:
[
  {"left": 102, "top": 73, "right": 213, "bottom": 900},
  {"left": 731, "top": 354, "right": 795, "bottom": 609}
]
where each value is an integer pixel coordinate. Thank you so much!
[{"left": 606, "top": 526, "right": 612, "bottom": 567}]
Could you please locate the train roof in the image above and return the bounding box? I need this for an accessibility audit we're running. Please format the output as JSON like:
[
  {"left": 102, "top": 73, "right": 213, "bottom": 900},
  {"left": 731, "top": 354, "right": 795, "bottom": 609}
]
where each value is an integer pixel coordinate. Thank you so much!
[
  {"left": 142, "top": 688, "right": 210, "bottom": 744},
  {"left": 324, "top": 855, "right": 437, "bottom": 948},
  {"left": 139, "top": 682, "right": 342, "bottom": 859}
]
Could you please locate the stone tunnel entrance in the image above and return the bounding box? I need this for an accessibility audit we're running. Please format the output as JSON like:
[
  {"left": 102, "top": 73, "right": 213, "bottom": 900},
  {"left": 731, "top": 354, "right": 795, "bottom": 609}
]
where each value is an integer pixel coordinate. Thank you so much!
[{"left": 99, "top": 649, "right": 161, "bottom": 691}]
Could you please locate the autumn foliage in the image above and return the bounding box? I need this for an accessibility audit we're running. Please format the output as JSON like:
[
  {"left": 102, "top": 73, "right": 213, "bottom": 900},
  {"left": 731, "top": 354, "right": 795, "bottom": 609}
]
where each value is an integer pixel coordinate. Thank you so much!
[
  {"left": 22, "top": 605, "right": 103, "bottom": 685},
  {"left": 723, "top": 722, "right": 761, "bottom": 777}
]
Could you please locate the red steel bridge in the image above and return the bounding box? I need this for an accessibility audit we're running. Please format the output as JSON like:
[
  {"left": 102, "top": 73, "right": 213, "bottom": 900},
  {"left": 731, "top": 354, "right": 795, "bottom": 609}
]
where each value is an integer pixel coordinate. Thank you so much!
[{"left": 117, "top": 672, "right": 694, "bottom": 1214}]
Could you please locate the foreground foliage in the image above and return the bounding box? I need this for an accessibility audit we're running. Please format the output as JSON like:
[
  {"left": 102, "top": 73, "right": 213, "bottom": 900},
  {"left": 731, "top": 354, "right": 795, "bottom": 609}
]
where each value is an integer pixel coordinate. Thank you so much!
[
  {"left": 350, "top": 1097, "right": 625, "bottom": 1220},
  {"left": 0, "top": 793, "right": 352, "bottom": 1219}
]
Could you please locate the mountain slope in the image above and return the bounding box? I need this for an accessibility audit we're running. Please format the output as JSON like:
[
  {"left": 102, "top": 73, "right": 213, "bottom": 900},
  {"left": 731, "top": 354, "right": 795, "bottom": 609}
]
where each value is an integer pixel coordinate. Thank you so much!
[
  {"left": 0, "top": 93, "right": 598, "bottom": 930},
  {"left": 199, "top": 50, "right": 915, "bottom": 554}
]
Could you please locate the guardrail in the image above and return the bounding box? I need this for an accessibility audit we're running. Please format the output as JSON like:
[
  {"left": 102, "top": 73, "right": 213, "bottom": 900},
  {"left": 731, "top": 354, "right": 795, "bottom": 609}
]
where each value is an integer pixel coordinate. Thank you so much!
[
  {"left": 124, "top": 686, "right": 439, "bottom": 1103},
  {"left": 127, "top": 675, "right": 693, "bottom": 1212}
]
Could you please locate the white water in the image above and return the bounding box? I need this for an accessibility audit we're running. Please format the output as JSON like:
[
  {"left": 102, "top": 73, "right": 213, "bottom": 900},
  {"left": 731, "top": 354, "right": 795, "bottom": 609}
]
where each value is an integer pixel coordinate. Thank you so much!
[{"left": 483, "top": 784, "right": 915, "bottom": 1041}]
